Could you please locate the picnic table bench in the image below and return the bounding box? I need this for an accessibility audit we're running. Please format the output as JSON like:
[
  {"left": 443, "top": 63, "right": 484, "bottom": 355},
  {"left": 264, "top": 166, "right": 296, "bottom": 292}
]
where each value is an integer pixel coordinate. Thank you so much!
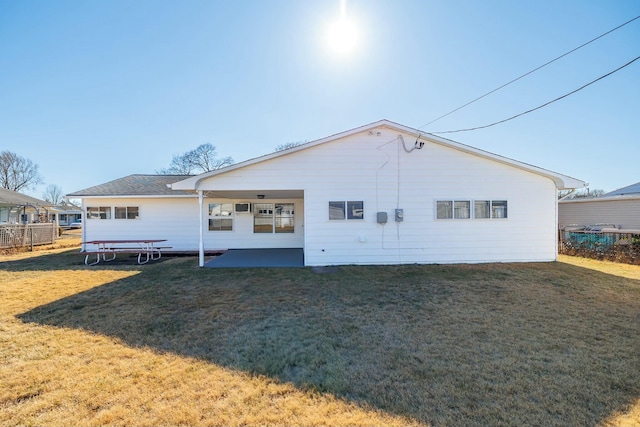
[{"left": 81, "top": 239, "right": 170, "bottom": 265}]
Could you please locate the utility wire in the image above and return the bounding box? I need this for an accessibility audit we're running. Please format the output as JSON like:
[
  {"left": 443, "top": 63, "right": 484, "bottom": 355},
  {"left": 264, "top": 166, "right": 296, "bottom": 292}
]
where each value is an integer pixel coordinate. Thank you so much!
[
  {"left": 429, "top": 55, "right": 640, "bottom": 134},
  {"left": 417, "top": 14, "right": 640, "bottom": 130}
]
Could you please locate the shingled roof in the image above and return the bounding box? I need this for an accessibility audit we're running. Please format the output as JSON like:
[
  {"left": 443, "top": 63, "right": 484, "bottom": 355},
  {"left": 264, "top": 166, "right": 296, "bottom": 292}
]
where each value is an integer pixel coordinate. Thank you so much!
[
  {"left": 602, "top": 182, "right": 640, "bottom": 197},
  {"left": 67, "top": 174, "right": 195, "bottom": 197},
  {"left": 0, "top": 187, "right": 50, "bottom": 207}
]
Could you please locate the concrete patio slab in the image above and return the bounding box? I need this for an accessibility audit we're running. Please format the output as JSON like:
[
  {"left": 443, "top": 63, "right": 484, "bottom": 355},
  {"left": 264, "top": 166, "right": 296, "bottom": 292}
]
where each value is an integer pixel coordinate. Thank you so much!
[{"left": 204, "top": 248, "right": 304, "bottom": 268}]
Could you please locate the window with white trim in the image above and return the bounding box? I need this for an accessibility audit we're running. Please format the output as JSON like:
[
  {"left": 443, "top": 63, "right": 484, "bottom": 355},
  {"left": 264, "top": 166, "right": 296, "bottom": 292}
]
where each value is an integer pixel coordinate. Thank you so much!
[
  {"left": 329, "top": 201, "right": 363, "bottom": 220},
  {"left": 437, "top": 200, "right": 508, "bottom": 220},
  {"left": 87, "top": 206, "right": 111, "bottom": 219},
  {"left": 208, "top": 203, "right": 233, "bottom": 231},
  {"left": 115, "top": 206, "right": 139, "bottom": 219}
]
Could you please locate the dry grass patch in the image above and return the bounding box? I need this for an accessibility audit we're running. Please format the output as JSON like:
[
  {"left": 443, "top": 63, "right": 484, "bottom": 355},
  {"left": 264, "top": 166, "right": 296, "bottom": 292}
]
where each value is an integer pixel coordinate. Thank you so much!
[
  {"left": 0, "top": 248, "right": 415, "bottom": 427},
  {"left": 1, "top": 249, "right": 639, "bottom": 426}
]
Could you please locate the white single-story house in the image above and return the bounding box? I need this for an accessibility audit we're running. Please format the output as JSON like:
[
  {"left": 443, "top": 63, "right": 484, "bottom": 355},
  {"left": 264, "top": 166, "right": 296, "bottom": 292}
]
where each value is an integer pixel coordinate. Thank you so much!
[
  {"left": 559, "top": 182, "right": 640, "bottom": 230},
  {"left": 68, "top": 120, "right": 586, "bottom": 266}
]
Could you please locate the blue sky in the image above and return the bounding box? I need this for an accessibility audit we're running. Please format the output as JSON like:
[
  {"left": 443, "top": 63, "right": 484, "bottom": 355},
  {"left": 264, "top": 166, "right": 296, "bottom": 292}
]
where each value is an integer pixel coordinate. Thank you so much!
[{"left": 1, "top": 0, "right": 638, "bottom": 199}]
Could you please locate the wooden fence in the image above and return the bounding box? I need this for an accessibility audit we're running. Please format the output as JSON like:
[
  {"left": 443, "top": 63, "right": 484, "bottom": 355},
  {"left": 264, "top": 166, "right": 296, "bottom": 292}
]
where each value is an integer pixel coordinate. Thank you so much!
[{"left": 0, "top": 223, "right": 57, "bottom": 249}]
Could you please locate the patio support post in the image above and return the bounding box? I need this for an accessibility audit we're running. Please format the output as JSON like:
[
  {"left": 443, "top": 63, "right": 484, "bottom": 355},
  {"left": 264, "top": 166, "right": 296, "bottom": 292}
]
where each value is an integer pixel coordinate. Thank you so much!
[{"left": 198, "top": 190, "right": 204, "bottom": 267}]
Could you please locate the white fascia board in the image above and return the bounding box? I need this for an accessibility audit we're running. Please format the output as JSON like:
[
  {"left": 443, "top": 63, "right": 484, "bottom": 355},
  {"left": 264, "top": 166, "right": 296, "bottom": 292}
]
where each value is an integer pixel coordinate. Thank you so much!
[
  {"left": 559, "top": 194, "right": 640, "bottom": 204},
  {"left": 72, "top": 194, "right": 198, "bottom": 199}
]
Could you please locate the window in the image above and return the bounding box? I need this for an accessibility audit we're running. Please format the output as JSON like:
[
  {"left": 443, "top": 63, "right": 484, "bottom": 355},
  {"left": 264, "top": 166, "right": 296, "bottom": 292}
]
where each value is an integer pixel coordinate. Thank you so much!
[
  {"left": 474, "top": 201, "right": 491, "bottom": 219},
  {"left": 454, "top": 201, "right": 470, "bottom": 219},
  {"left": 436, "top": 201, "right": 453, "bottom": 219},
  {"left": 209, "top": 218, "right": 232, "bottom": 231},
  {"left": 347, "top": 201, "right": 364, "bottom": 219},
  {"left": 329, "top": 201, "right": 364, "bottom": 220},
  {"left": 275, "top": 203, "right": 295, "bottom": 233},
  {"left": 87, "top": 206, "right": 111, "bottom": 219},
  {"left": 491, "top": 200, "right": 508, "bottom": 218},
  {"left": 115, "top": 206, "right": 139, "bottom": 219},
  {"left": 438, "top": 200, "right": 508, "bottom": 220},
  {"left": 329, "top": 201, "right": 346, "bottom": 220},
  {"left": 252, "top": 203, "right": 295, "bottom": 233},
  {"left": 208, "top": 203, "right": 233, "bottom": 231},
  {"left": 253, "top": 203, "right": 273, "bottom": 233}
]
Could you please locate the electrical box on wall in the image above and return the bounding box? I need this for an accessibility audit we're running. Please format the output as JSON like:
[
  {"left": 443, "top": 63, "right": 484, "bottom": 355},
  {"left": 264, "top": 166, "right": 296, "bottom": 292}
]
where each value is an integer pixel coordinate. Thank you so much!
[
  {"left": 395, "top": 208, "right": 404, "bottom": 222},
  {"left": 377, "top": 212, "right": 388, "bottom": 224}
]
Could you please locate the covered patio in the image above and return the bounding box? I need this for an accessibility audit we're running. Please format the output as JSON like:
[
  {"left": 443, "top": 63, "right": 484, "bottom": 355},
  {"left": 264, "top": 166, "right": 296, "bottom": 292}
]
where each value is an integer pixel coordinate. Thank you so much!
[{"left": 204, "top": 248, "right": 304, "bottom": 268}]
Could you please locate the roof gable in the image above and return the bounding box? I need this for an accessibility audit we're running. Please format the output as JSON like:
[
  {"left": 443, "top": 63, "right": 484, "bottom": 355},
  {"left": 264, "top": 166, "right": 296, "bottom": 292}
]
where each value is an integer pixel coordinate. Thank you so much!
[{"left": 170, "top": 119, "right": 586, "bottom": 191}]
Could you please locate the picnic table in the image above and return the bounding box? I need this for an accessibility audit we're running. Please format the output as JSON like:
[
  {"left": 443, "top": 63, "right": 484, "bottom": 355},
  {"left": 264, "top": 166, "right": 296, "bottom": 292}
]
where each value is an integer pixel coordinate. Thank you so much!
[{"left": 81, "top": 239, "right": 170, "bottom": 266}]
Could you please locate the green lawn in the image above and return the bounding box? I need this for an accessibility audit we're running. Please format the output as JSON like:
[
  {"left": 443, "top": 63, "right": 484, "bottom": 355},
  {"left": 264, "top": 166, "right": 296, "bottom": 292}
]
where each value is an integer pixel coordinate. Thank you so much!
[{"left": 1, "top": 248, "right": 639, "bottom": 426}]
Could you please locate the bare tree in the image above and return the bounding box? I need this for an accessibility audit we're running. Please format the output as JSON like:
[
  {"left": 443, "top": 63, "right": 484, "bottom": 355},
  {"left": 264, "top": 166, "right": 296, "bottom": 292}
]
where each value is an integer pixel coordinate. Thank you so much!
[
  {"left": 275, "top": 141, "right": 306, "bottom": 152},
  {"left": 42, "top": 184, "right": 64, "bottom": 205},
  {"left": 0, "top": 150, "right": 43, "bottom": 192},
  {"left": 559, "top": 188, "right": 605, "bottom": 199},
  {"left": 158, "top": 144, "right": 233, "bottom": 175}
]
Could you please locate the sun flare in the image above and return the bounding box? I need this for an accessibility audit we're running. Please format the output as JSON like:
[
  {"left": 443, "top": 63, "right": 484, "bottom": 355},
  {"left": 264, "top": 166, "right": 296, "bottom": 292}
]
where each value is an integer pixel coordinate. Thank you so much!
[{"left": 326, "top": 17, "right": 359, "bottom": 55}]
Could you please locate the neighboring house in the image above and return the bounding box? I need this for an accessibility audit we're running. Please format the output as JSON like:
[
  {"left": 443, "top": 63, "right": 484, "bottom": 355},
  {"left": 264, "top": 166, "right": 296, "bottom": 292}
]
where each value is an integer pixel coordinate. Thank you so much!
[
  {"left": 0, "top": 188, "right": 51, "bottom": 224},
  {"left": 559, "top": 182, "right": 640, "bottom": 230},
  {"left": 48, "top": 203, "right": 83, "bottom": 227},
  {"left": 0, "top": 188, "right": 59, "bottom": 248},
  {"left": 68, "top": 120, "right": 586, "bottom": 266}
]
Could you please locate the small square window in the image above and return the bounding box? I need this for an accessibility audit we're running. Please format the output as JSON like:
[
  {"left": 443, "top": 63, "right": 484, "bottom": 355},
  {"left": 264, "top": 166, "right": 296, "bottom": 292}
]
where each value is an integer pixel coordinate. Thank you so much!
[
  {"left": 329, "top": 201, "right": 346, "bottom": 220},
  {"left": 492, "top": 201, "right": 508, "bottom": 218},
  {"left": 436, "top": 201, "right": 453, "bottom": 219},
  {"left": 454, "top": 201, "right": 471, "bottom": 219},
  {"left": 347, "top": 201, "right": 364, "bottom": 219},
  {"left": 474, "top": 201, "right": 491, "bottom": 219}
]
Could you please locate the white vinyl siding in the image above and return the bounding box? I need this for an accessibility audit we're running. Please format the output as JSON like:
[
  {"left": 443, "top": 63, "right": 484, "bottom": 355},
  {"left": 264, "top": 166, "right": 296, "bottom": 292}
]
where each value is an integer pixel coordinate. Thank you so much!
[
  {"left": 191, "top": 129, "right": 559, "bottom": 265},
  {"left": 80, "top": 127, "right": 566, "bottom": 264},
  {"left": 559, "top": 197, "right": 640, "bottom": 230}
]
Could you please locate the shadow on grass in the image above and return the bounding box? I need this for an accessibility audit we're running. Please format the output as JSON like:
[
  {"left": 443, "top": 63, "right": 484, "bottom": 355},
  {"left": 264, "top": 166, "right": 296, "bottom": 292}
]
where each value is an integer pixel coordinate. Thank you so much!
[
  {"left": 13, "top": 254, "right": 640, "bottom": 426},
  {"left": 0, "top": 247, "right": 183, "bottom": 271}
]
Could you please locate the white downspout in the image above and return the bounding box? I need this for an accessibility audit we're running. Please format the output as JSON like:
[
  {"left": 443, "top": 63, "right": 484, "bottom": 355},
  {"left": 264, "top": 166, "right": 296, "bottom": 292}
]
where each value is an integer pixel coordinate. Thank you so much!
[
  {"left": 81, "top": 200, "right": 87, "bottom": 251},
  {"left": 555, "top": 189, "right": 559, "bottom": 261},
  {"left": 198, "top": 190, "right": 204, "bottom": 267}
]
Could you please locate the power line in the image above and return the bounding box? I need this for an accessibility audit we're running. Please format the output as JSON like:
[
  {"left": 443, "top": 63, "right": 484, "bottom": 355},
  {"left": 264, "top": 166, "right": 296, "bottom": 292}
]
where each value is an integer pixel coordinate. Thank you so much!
[
  {"left": 417, "top": 14, "right": 640, "bottom": 130},
  {"left": 429, "top": 55, "right": 640, "bottom": 135}
]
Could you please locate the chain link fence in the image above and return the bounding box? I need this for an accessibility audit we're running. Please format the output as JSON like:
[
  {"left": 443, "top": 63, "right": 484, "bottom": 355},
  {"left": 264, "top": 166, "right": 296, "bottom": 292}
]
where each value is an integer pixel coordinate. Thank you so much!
[
  {"left": 0, "top": 223, "right": 57, "bottom": 249},
  {"left": 559, "top": 226, "right": 640, "bottom": 265}
]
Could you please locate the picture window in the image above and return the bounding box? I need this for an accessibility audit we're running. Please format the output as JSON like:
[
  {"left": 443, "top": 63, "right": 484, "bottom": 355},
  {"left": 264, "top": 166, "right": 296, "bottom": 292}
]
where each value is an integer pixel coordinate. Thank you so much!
[{"left": 252, "top": 203, "right": 295, "bottom": 233}]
